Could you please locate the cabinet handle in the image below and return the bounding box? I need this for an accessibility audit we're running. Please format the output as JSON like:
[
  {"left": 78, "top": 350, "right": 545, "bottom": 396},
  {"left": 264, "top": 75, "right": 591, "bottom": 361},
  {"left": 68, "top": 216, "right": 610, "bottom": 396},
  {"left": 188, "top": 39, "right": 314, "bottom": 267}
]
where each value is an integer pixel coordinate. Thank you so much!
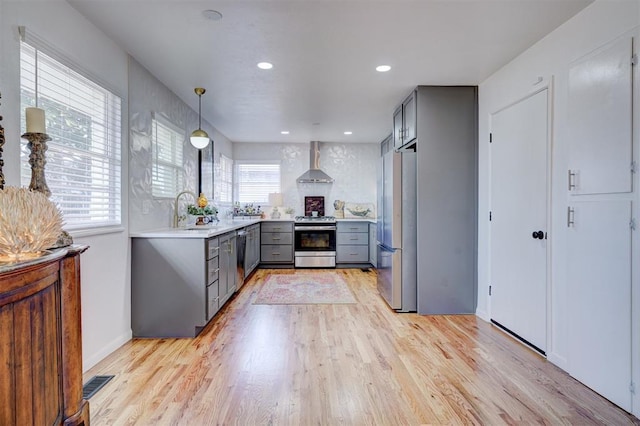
[
  {"left": 350, "top": 237, "right": 358, "bottom": 240},
  {"left": 272, "top": 237, "right": 281, "bottom": 240},
  {"left": 567, "top": 206, "right": 575, "bottom": 227},
  {"left": 568, "top": 170, "right": 576, "bottom": 190},
  {"left": 272, "top": 253, "right": 280, "bottom": 256},
  {"left": 350, "top": 253, "right": 358, "bottom": 256}
]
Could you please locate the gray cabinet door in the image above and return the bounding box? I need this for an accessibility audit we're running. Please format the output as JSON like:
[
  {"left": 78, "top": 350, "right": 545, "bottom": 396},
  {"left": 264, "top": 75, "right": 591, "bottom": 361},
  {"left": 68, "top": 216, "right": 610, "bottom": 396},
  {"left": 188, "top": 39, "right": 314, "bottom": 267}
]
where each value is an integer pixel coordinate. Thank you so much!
[
  {"left": 393, "top": 105, "right": 403, "bottom": 150},
  {"left": 403, "top": 90, "right": 417, "bottom": 145},
  {"left": 218, "top": 232, "right": 234, "bottom": 306},
  {"left": 369, "top": 223, "right": 377, "bottom": 267},
  {"left": 336, "top": 245, "right": 369, "bottom": 263}
]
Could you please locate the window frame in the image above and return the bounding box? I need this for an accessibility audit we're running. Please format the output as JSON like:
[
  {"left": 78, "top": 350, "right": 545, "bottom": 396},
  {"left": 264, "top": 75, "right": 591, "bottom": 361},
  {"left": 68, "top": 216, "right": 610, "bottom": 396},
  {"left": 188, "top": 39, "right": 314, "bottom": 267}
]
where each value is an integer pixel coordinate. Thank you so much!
[
  {"left": 151, "top": 112, "right": 185, "bottom": 199},
  {"left": 234, "top": 161, "right": 281, "bottom": 205},
  {"left": 19, "top": 34, "right": 123, "bottom": 232}
]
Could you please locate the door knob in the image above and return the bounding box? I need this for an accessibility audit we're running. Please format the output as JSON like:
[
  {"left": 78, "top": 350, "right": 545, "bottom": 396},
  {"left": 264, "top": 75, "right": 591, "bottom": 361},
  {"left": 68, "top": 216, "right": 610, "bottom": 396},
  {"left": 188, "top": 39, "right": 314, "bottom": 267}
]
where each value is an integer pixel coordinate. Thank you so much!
[{"left": 532, "top": 231, "right": 545, "bottom": 240}]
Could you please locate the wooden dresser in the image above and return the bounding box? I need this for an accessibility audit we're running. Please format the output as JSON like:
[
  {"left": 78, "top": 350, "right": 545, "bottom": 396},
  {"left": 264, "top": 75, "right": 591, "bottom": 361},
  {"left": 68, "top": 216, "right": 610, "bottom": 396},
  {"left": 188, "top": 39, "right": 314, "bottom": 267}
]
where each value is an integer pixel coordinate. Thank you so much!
[{"left": 0, "top": 245, "right": 89, "bottom": 425}]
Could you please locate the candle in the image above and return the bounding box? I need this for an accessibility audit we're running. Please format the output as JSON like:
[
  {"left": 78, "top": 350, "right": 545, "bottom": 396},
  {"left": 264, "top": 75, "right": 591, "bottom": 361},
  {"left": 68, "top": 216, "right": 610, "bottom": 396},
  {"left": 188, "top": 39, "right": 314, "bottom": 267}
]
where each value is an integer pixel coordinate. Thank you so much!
[{"left": 26, "top": 107, "right": 46, "bottom": 133}]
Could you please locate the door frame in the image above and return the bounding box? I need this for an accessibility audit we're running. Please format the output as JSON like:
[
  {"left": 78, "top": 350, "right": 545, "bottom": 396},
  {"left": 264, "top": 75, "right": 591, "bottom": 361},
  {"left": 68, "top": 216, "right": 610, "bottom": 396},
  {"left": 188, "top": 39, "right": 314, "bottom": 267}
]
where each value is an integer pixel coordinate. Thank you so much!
[{"left": 488, "top": 77, "right": 554, "bottom": 356}]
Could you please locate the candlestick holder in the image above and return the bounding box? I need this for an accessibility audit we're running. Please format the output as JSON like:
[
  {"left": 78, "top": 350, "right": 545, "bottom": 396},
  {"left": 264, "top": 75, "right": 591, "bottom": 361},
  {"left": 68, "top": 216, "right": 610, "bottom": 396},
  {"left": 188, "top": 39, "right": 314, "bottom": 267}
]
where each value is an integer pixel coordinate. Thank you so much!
[
  {"left": 0, "top": 121, "right": 4, "bottom": 191},
  {"left": 22, "top": 132, "right": 51, "bottom": 197},
  {"left": 0, "top": 91, "right": 4, "bottom": 190}
]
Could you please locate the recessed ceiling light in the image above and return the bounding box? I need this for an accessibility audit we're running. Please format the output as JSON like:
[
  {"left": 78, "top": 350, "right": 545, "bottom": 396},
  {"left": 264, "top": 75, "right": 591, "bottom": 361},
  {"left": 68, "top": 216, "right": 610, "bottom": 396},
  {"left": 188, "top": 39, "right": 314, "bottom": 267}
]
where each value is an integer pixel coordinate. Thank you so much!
[
  {"left": 202, "top": 10, "right": 223, "bottom": 21},
  {"left": 281, "top": 131, "right": 290, "bottom": 135},
  {"left": 344, "top": 131, "right": 353, "bottom": 135},
  {"left": 257, "top": 62, "right": 273, "bottom": 70},
  {"left": 376, "top": 65, "right": 391, "bottom": 72}
]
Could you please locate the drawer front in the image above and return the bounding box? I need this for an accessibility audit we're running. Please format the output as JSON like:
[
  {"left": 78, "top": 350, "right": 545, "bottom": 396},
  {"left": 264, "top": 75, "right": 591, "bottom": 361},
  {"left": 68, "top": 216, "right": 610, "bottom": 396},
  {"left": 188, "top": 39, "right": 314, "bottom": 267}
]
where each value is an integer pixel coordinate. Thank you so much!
[
  {"left": 337, "top": 222, "right": 369, "bottom": 233},
  {"left": 207, "top": 257, "right": 219, "bottom": 285},
  {"left": 261, "top": 222, "right": 293, "bottom": 233},
  {"left": 336, "top": 245, "right": 369, "bottom": 263},
  {"left": 207, "top": 281, "right": 219, "bottom": 320},
  {"left": 261, "top": 245, "right": 293, "bottom": 262},
  {"left": 207, "top": 237, "right": 220, "bottom": 259},
  {"left": 261, "top": 232, "right": 293, "bottom": 245},
  {"left": 337, "top": 232, "right": 368, "bottom": 245}
]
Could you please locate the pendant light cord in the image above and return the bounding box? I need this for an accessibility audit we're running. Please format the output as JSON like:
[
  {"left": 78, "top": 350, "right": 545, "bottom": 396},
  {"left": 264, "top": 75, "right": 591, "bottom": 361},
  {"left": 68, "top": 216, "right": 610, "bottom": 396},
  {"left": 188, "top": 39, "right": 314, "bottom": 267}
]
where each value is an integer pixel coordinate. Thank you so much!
[{"left": 198, "top": 94, "right": 202, "bottom": 130}]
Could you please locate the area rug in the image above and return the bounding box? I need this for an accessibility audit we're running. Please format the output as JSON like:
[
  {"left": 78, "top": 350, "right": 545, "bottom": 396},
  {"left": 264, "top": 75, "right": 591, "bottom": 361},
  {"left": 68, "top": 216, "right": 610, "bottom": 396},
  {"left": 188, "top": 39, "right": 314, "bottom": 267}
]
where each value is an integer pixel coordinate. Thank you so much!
[{"left": 254, "top": 272, "right": 357, "bottom": 305}]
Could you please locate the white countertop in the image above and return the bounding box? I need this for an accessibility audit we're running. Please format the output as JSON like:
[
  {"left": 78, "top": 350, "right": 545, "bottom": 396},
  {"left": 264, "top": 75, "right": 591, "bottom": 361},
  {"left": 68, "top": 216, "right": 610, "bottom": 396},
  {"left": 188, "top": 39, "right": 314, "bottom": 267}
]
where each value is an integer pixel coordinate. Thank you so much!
[
  {"left": 130, "top": 219, "right": 262, "bottom": 239},
  {"left": 130, "top": 217, "right": 376, "bottom": 239}
]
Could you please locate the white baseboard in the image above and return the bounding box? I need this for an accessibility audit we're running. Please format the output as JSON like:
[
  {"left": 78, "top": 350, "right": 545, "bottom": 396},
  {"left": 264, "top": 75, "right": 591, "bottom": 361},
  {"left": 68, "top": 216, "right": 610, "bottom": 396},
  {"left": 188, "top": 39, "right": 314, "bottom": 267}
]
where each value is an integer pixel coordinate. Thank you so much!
[
  {"left": 547, "top": 351, "right": 568, "bottom": 371},
  {"left": 475, "top": 308, "right": 490, "bottom": 322},
  {"left": 83, "top": 329, "right": 132, "bottom": 373}
]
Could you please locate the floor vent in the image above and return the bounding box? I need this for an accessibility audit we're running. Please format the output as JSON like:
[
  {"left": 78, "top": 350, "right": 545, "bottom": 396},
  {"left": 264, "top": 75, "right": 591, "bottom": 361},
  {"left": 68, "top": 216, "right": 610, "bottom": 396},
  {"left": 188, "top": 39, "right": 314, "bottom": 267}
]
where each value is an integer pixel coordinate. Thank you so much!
[
  {"left": 83, "top": 375, "right": 114, "bottom": 399},
  {"left": 361, "top": 268, "right": 371, "bottom": 273}
]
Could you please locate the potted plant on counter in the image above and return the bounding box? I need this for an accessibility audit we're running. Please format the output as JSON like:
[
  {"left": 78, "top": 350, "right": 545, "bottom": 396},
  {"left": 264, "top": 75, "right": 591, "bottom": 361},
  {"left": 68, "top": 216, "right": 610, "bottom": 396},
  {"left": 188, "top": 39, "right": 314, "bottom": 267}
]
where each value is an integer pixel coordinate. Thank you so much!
[
  {"left": 186, "top": 193, "right": 218, "bottom": 226},
  {"left": 284, "top": 207, "right": 295, "bottom": 219}
]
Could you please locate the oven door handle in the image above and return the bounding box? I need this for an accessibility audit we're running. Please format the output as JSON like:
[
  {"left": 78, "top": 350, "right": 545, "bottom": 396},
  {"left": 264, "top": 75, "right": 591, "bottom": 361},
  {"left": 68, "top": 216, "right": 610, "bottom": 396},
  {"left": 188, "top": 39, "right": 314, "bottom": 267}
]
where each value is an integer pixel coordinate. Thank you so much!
[{"left": 294, "top": 225, "right": 337, "bottom": 231}]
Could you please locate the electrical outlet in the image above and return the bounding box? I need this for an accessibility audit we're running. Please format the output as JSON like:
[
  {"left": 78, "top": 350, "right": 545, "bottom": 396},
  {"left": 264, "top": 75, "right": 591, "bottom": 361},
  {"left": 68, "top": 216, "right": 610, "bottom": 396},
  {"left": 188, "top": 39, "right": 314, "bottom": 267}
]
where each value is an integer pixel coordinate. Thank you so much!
[{"left": 142, "top": 200, "right": 151, "bottom": 215}]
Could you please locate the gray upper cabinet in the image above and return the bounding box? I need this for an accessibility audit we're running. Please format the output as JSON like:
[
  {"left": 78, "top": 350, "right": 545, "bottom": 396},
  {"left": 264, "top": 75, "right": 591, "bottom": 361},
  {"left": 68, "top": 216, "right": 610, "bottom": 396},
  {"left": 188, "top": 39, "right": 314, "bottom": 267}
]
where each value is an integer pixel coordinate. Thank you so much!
[
  {"left": 393, "top": 90, "right": 417, "bottom": 151},
  {"left": 412, "top": 86, "right": 478, "bottom": 315}
]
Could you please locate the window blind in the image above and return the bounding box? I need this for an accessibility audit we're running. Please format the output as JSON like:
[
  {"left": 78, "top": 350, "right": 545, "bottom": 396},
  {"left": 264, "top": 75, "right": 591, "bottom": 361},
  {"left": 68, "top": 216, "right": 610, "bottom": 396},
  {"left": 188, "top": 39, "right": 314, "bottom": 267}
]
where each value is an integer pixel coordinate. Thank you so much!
[
  {"left": 20, "top": 41, "right": 122, "bottom": 230},
  {"left": 152, "top": 114, "right": 184, "bottom": 198},
  {"left": 236, "top": 163, "right": 281, "bottom": 204},
  {"left": 215, "top": 154, "right": 233, "bottom": 204}
]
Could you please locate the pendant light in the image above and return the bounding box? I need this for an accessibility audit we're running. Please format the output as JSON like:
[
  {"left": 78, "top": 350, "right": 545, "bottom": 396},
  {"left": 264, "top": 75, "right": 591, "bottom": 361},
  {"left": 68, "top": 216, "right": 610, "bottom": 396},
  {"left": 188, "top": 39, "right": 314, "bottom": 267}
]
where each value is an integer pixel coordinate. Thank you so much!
[{"left": 190, "top": 87, "right": 210, "bottom": 149}]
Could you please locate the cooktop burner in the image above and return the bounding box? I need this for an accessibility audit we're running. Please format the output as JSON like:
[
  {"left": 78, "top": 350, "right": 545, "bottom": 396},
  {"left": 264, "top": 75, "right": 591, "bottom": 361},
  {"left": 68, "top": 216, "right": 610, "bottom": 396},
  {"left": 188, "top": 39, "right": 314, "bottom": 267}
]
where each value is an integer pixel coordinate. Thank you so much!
[{"left": 294, "top": 215, "right": 336, "bottom": 223}]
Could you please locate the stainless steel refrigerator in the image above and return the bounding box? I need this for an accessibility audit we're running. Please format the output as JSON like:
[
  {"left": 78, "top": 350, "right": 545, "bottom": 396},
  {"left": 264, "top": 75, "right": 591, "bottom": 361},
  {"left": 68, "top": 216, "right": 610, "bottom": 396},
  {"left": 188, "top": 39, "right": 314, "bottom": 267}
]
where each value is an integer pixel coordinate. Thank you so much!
[{"left": 376, "top": 149, "right": 417, "bottom": 312}]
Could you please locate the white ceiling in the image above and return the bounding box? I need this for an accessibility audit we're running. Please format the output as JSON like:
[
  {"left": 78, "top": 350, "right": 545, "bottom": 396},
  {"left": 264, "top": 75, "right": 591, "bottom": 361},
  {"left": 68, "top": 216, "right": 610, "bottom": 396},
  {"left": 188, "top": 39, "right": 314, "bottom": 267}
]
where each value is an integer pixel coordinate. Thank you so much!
[{"left": 68, "top": 0, "right": 592, "bottom": 144}]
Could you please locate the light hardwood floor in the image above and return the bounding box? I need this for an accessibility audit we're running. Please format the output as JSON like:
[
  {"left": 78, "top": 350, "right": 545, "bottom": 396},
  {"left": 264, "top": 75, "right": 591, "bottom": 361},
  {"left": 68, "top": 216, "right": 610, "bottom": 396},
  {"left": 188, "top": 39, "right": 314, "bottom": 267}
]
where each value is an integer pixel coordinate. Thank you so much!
[{"left": 85, "top": 269, "right": 639, "bottom": 425}]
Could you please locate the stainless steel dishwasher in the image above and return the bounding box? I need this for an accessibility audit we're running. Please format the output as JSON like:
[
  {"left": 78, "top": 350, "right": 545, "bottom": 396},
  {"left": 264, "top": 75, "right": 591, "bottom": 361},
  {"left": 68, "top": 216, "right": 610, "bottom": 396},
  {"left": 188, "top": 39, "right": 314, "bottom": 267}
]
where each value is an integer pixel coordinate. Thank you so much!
[{"left": 236, "top": 230, "right": 247, "bottom": 289}]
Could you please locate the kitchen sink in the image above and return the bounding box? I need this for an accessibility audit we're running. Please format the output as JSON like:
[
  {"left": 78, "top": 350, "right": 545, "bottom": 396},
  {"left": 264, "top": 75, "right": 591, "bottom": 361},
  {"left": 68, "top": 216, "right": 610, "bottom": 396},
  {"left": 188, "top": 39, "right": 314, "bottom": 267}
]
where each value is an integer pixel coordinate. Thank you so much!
[{"left": 183, "top": 225, "right": 219, "bottom": 230}]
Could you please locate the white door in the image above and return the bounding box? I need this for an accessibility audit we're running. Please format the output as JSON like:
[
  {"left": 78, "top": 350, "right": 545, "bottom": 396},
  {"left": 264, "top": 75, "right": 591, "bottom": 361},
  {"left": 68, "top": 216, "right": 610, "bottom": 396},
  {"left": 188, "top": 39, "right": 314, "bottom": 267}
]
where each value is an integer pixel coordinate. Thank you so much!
[
  {"left": 567, "top": 199, "right": 633, "bottom": 410},
  {"left": 568, "top": 37, "right": 633, "bottom": 195},
  {"left": 490, "top": 89, "right": 548, "bottom": 353}
]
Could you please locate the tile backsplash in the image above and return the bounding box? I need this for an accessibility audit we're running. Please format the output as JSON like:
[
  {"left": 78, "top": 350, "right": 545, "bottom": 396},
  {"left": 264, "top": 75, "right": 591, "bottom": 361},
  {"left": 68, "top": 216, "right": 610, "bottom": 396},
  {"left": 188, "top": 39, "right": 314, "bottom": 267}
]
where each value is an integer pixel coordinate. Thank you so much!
[{"left": 234, "top": 142, "right": 379, "bottom": 217}]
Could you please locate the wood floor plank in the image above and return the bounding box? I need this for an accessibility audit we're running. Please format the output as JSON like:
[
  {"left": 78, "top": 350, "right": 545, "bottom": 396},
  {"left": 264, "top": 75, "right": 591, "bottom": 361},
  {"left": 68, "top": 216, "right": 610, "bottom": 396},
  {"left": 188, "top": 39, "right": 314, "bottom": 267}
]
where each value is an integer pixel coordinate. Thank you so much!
[{"left": 84, "top": 269, "right": 639, "bottom": 425}]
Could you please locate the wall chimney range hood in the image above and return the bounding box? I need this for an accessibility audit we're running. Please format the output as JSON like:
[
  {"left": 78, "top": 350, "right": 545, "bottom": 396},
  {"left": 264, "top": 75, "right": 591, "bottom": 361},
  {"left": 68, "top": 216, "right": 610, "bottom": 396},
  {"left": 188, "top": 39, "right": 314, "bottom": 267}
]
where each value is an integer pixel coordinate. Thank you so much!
[{"left": 297, "top": 141, "right": 334, "bottom": 183}]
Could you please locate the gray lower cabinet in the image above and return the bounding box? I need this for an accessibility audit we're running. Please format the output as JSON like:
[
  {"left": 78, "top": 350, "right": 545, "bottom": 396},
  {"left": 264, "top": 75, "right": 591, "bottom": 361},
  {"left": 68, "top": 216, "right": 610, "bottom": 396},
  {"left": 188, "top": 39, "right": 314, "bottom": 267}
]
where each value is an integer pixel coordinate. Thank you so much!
[
  {"left": 218, "top": 231, "right": 237, "bottom": 308},
  {"left": 244, "top": 223, "right": 261, "bottom": 278},
  {"left": 369, "top": 222, "right": 377, "bottom": 267},
  {"left": 261, "top": 221, "right": 293, "bottom": 265},
  {"left": 132, "top": 236, "right": 221, "bottom": 338},
  {"left": 336, "top": 221, "right": 370, "bottom": 265}
]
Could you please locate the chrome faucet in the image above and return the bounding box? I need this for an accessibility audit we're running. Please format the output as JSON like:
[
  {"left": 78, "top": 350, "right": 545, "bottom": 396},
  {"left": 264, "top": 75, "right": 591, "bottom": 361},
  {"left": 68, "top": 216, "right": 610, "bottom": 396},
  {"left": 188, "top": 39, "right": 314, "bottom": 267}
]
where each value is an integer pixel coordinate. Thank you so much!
[{"left": 173, "top": 190, "right": 197, "bottom": 228}]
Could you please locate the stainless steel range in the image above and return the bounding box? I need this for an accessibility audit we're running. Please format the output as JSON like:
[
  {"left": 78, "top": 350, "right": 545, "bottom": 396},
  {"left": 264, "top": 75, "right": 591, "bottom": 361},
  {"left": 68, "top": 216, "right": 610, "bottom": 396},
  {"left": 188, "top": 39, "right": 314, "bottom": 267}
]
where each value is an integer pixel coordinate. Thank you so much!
[{"left": 294, "top": 216, "right": 337, "bottom": 268}]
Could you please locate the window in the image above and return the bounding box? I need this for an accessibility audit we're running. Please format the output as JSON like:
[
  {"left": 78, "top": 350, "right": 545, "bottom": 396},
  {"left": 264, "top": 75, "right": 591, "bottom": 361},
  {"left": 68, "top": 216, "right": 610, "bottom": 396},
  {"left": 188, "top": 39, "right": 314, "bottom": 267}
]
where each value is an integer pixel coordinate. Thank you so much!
[
  {"left": 20, "top": 38, "right": 122, "bottom": 230},
  {"left": 235, "top": 162, "right": 281, "bottom": 204},
  {"left": 151, "top": 114, "right": 184, "bottom": 198},
  {"left": 215, "top": 154, "right": 233, "bottom": 204}
]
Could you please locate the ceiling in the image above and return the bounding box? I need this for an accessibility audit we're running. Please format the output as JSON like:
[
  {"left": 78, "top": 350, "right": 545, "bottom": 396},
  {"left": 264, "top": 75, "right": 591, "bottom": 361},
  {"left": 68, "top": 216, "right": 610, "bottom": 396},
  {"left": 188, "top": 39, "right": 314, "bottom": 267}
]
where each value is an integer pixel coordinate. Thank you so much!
[{"left": 68, "top": 0, "right": 592, "bottom": 144}]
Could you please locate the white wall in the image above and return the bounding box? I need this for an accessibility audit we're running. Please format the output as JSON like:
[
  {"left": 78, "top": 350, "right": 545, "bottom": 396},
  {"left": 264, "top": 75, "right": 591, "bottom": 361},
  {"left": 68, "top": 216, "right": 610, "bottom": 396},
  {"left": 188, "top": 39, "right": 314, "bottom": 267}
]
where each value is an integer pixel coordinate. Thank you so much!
[
  {"left": 233, "top": 142, "right": 378, "bottom": 217},
  {"left": 128, "top": 58, "right": 233, "bottom": 233},
  {"left": 0, "top": 0, "right": 131, "bottom": 370},
  {"left": 477, "top": 0, "right": 639, "bottom": 412}
]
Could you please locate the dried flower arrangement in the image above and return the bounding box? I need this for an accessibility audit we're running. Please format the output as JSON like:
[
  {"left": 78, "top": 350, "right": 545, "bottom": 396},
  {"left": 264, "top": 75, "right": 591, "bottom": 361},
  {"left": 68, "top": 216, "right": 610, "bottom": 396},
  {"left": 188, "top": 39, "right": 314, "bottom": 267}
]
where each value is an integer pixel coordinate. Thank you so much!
[{"left": 0, "top": 187, "right": 63, "bottom": 261}]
